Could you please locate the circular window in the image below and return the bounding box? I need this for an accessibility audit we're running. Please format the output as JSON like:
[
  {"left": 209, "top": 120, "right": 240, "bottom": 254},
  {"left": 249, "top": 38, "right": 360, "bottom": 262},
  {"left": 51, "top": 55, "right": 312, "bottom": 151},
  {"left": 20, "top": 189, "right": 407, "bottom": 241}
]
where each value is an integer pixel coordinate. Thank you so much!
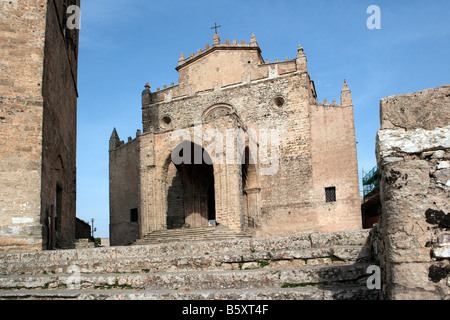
[
  {"left": 160, "top": 116, "right": 172, "bottom": 128},
  {"left": 273, "top": 96, "right": 285, "bottom": 108}
]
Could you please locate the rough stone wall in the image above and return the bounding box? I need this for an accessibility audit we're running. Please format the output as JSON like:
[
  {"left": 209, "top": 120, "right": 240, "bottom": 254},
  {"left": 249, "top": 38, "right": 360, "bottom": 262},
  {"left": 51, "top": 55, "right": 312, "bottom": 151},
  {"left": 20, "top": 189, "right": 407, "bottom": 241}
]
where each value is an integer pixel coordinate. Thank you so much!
[
  {"left": 374, "top": 84, "right": 450, "bottom": 299},
  {"left": 109, "top": 138, "right": 139, "bottom": 246},
  {"left": 75, "top": 218, "right": 91, "bottom": 239},
  {"left": 0, "top": 0, "right": 48, "bottom": 251},
  {"left": 177, "top": 47, "right": 264, "bottom": 95},
  {"left": 40, "top": 0, "right": 79, "bottom": 249},
  {"left": 310, "top": 102, "right": 361, "bottom": 233},
  {"left": 0, "top": 0, "right": 79, "bottom": 251}
]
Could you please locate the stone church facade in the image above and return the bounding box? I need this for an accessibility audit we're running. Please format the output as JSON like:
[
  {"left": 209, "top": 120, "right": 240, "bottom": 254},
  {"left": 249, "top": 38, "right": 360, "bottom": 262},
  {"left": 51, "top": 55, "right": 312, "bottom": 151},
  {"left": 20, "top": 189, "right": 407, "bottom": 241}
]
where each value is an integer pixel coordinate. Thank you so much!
[{"left": 109, "top": 33, "right": 361, "bottom": 246}]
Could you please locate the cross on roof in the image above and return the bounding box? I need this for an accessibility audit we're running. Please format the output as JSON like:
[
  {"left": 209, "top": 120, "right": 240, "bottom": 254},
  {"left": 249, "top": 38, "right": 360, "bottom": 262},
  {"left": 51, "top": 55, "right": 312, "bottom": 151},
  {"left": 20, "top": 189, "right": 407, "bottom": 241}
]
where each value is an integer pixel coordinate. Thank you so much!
[{"left": 211, "top": 22, "right": 221, "bottom": 34}]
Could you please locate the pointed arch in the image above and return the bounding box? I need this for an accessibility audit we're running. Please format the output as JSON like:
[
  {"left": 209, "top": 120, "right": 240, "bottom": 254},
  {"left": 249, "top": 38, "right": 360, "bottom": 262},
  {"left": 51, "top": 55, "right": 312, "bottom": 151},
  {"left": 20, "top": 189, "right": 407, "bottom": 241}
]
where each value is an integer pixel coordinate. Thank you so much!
[{"left": 164, "top": 140, "right": 216, "bottom": 229}]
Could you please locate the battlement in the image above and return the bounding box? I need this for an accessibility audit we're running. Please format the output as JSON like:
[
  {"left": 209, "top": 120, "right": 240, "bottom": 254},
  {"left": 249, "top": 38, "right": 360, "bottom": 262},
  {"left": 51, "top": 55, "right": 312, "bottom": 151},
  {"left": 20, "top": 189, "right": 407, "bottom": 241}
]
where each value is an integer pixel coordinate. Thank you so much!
[
  {"left": 146, "top": 66, "right": 300, "bottom": 106},
  {"left": 143, "top": 35, "right": 312, "bottom": 106},
  {"left": 176, "top": 33, "right": 263, "bottom": 71},
  {"left": 310, "top": 80, "right": 353, "bottom": 108},
  {"left": 109, "top": 127, "right": 142, "bottom": 151},
  {"left": 142, "top": 33, "right": 311, "bottom": 99}
]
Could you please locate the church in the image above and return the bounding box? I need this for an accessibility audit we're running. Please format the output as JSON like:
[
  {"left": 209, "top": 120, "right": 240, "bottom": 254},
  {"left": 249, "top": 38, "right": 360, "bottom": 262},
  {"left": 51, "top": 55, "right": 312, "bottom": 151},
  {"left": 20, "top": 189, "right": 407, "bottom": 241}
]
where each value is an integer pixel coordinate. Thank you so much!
[{"left": 109, "top": 32, "right": 361, "bottom": 246}]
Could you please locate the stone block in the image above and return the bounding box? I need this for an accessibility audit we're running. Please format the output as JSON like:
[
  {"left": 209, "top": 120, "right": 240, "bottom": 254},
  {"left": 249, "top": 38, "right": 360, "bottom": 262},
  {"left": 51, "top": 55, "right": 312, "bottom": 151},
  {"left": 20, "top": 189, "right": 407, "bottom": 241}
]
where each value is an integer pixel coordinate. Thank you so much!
[{"left": 379, "top": 84, "right": 450, "bottom": 130}]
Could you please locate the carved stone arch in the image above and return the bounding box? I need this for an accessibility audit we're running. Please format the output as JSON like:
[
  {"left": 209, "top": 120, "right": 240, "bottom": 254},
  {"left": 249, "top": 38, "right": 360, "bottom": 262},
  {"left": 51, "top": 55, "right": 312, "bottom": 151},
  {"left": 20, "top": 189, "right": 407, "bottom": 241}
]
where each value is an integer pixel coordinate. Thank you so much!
[
  {"left": 144, "top": 120, "right": 246, "bottom": 235},
  {"left": 202, "top": 103, "right": 237, "bottom": 123},
  {"left": 162, "top": 140, "right": 215, "bottom": 229}
]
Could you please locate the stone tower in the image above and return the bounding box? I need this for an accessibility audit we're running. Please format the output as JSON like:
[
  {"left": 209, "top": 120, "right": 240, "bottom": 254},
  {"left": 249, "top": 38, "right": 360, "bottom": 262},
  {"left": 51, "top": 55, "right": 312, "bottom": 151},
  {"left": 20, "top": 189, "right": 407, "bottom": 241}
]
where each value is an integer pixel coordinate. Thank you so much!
[
  {"left": 0, "top": 0, "right": 80, "bottom": 251},
  {"left": 109, "top": 33, "right": 361, "bottom": 246}
]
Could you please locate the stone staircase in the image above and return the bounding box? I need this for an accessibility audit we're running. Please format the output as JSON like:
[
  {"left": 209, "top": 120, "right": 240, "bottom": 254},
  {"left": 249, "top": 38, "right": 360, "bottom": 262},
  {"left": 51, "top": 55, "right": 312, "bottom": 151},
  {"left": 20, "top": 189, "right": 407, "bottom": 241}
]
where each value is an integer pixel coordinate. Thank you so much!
[
  {"left": 0, "top": 229, "right": 380, "bottom": 300},
  {"left": 133, "top": 226, "right": 252, "bottom": 245}
]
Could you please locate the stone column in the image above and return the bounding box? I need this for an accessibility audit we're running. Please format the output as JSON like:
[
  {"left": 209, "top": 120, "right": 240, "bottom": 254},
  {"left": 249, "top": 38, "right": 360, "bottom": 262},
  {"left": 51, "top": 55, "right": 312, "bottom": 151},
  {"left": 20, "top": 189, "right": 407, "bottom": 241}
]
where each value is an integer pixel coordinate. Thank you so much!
[
  {"left": 214, "top": 163, "right": 244, "bottom": 231},
  {"left": 244, "top": 188, "right": 261, "bottom": 228},
  {"left": 375, "top": 85, "right": 450, "bottom": 300}
]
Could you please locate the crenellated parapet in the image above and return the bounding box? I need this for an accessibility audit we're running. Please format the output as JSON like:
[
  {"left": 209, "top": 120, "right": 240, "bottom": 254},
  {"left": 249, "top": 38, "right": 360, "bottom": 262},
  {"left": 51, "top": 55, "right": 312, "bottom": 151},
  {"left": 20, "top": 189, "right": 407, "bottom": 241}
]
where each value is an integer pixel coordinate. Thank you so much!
[
  {"left": 309, "top": 79, "right": 353, "bottom": 108},
  {"left": 109, "top": 127, "right": 143, "bottom": 152},
  {"left": 143, "top": 34, "right": 314, "bottom": 107},
  {"left": 175, "top": 33, "right": 263, "bottom": 71}
]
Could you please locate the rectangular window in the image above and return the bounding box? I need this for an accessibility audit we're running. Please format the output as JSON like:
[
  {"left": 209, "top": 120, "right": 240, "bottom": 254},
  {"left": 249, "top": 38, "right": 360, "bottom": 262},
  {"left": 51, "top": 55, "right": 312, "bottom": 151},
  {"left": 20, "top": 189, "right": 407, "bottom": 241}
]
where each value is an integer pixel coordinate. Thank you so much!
[
  {"left": 130, "top": 208, "right": 138, "bottom": 222},
  {"left": 325, "top": 187, "right": 336, "bottom": 203}
]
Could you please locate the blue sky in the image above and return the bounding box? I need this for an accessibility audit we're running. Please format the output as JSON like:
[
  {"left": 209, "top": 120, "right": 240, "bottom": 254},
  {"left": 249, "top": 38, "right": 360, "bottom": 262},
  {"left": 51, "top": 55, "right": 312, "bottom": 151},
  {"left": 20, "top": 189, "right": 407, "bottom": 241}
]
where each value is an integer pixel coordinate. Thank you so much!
[{"left": 76, "top": 0, "right": 450, "bottom": 238}]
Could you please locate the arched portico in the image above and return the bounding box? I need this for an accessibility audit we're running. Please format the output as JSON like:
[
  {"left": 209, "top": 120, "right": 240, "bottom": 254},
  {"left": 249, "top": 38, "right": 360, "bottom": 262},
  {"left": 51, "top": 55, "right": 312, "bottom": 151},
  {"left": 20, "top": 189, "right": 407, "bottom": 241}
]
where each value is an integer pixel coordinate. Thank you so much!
[
  {"left": 166, "top": 141, "right": 216, "bottom": 228},
  {"left": 138, "top": 110, "right": 249, "bottom": 237}
]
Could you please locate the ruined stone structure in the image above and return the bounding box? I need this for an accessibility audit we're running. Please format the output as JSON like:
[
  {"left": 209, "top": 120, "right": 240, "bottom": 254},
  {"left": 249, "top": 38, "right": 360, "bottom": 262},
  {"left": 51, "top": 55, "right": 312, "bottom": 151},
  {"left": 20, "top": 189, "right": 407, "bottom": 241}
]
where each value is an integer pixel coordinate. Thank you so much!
[
  {"left": 373, "top": 84, "right": 450, "bottom": 299},
  {"left": 0, "top": 0, "right": 80, "bottom": 251},
  {"left": 109, "top": 33, "right": 361, "bottom": 246}
]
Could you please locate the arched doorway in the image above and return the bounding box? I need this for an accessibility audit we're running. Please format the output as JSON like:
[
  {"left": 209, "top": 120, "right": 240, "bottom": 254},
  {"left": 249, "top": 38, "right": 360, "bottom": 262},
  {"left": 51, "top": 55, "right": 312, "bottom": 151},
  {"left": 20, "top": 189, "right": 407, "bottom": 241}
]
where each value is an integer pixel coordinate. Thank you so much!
[{"left": 166, "top": 141, "right": 215, "bottom": 228}]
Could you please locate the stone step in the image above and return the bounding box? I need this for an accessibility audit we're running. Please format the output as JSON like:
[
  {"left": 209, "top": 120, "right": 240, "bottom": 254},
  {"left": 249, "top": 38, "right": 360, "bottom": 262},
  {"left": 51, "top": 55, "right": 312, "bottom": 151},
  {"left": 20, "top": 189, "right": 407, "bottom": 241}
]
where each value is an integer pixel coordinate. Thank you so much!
[
  {"left": 0, "top": 285, "right": 379, "bottom": 300},
  {"left": 0, "top": 264, "right": 372, "bottom": 291},
  {"left": 137, "top": 226, "right": 245, "bottom": 236},
  {"left": 134, "top": 227, "right": 252, "bottom": 245},
  {"left": 0, "top": 229, "right": 370, "bottom": 266},
  {"left": 0, "top": 245, "right": 370, "bottom": 276},
  {"left": 0, "top": 229, "right": 378, "bottom": 300}
]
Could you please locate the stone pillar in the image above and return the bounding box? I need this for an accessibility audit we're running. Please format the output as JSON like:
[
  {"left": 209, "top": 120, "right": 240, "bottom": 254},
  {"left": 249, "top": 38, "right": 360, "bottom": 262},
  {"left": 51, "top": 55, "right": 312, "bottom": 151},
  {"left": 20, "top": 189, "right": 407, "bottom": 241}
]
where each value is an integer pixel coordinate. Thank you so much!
[
  {"left": 244, "top": 188, "right": 261, "bottom": 228},
  {"left": 137, "top": 133, "right": 159, "bottom": 237},
  {"left": 375, "top": 85, "right": 450, "bottom": 299},
  {"left": 296, "top": 44, "right": 307, "bottom": 72},
  {"left": 214, "top": 163, "right": 244, "bottom": 231},
  {"left": 213, "top": 33, "right": 220, "bottom": 46}
]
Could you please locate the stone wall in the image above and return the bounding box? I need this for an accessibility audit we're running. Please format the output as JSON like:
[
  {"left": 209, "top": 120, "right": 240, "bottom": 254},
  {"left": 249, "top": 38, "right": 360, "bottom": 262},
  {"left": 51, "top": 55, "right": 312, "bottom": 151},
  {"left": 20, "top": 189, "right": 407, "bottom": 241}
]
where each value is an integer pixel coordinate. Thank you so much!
[
  {"left": 40, "top": 0, "right": 79, "bottom": 249},
  {"left": 75, "top": 218, "right": 91, "bottom": 240},
  {"left": 309, "top": 101, "right": 361, "bottom": 233},
  {"left": 0, "top": 0, "right": 48, "bottom": 251},
  {"left": 0, "top": 0, "right": 79, "bottom": 251},
  {"left": 374, "top": 84, "right": 450, "bottom": 299},
  {"left": 109, "top": 136, "right": 140, "bottom": 246}
]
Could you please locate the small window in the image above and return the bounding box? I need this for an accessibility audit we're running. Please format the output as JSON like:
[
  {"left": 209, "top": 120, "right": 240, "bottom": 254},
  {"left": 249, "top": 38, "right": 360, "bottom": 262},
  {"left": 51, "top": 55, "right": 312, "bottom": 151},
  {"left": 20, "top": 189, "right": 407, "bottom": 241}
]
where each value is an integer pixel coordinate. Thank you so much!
[
  {"left": 273, "top": 96, "right": 285, "bottom": 108},
  {"left": 325, "top": 187, "right": 336, "bottom": 202},
  {"left": 130, "top": 208, "right": 138, "bottom": 222},
  {"left": 160, "top": 116, "right": 172, "bottom": 129}
]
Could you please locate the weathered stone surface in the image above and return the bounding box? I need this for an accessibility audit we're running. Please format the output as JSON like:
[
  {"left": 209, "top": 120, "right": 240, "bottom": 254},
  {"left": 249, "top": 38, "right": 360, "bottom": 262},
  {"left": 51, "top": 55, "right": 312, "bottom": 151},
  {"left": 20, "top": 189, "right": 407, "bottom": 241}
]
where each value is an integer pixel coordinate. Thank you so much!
[
  {"left": 310, "top": 229, "right": 370, "bottom": 248},
  {"left": 0, "top": 229, "right": 371, "bottom": 276},
  {"left": 0, "top": 229, "right": 378, "bottom": 300},
  {"left": 0, "top": 264, "right": 372, "bottom": 291},
  {"left": 433, "top": 246, "right": 450, "bottom": 259},
  {"left": 375, "top": 84, "right": 450, "bottom": 300},
  {"left": 0, "top": 286, "right": 378, "bottom": 301},
  {"left": 0, "top": 0, "right": 80, "bottom": 252},
  {"left": 379, "top": 84, "right": 450, "bottom": 130},
  {"left": 376, "top": 125, "right": 450, "bottom": 160}
]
